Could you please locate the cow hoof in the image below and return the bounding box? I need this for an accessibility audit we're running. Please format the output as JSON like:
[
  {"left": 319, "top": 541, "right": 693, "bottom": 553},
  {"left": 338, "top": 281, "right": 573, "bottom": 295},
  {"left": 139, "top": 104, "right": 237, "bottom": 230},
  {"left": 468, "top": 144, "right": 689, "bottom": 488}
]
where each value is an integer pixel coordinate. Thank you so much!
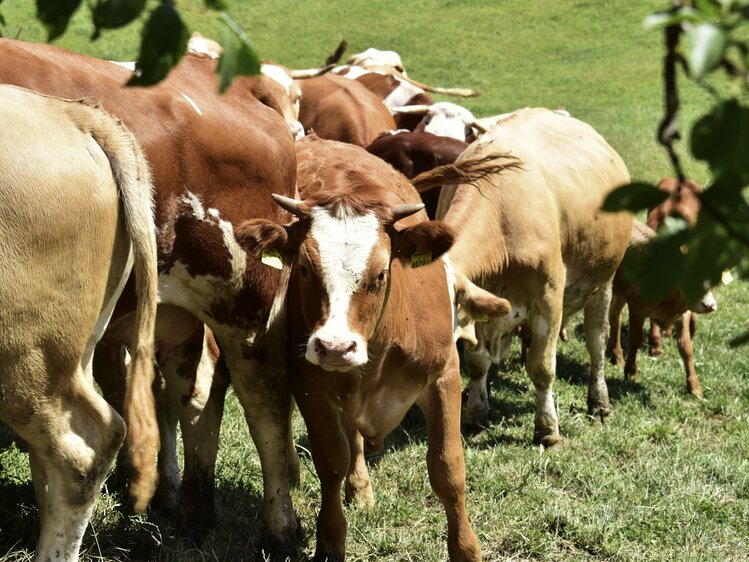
[
  {"left": 261, "top": 532, "right": 300, "bottom": 562},
  {"left": 151, "top": 483, "right": 180, "bottom": 515},
  {"left": 345, "top": 482, "right": 375, "bottom": 508},
  {"left": 587, "top": 403, "right": 611, "bottom": 425},
  {"left": 648, "top": 347, "right": 663, "bottom": 358},
  {"left": 176, "top": 501, "right": 217, "bottom": 546},
  {"left": 609, "top": 353, "right": 624, "bottom": 367},
  {"left": 312, "top": 551, "right": 344, "bottom": 562},
  {"left": 533, "top": 429, "right": 562, "bottom": 450},
  {"left": 624, "top": 372, "right": 637, "bottom": 382},
  {"left": 687, "top": 381, "right": 704, "bottom": 400}
]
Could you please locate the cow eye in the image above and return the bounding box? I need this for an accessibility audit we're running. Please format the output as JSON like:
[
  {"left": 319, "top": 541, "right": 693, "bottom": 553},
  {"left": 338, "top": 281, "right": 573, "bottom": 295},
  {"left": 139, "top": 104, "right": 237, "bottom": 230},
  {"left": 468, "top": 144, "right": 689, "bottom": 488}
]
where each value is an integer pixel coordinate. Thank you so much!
[
  {"left": 377, "top": 270, "right": 386, "bottom": 282},
  {"left": 300, "top": 264, "right": 308, "bottom": 277}
]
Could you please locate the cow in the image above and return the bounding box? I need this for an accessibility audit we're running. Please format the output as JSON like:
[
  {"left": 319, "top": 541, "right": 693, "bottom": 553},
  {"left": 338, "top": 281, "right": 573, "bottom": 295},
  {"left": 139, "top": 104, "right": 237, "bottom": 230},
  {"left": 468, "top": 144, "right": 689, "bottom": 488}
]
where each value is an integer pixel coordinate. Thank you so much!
[
  {"left": 609, "top": 222, "right": 717, "bottom": 398},
  {"left": 241, "top": 134, "right": 511, "bottom": 561},
  {"left": 645, "top": 177, "right": 705, "bottom": 358},
  {"left": 0, "top": 84, "right": 158, "bottom": 562},
  {"left": 366, "top": 130, "right": 468, "bottom": 218},
  {"left": 410, "top": 108, "right": 633, "bottom": 443},
  {"left": 391, "top": 102, "right": 488, "bottom": 142},
  {"left": 297, "top": 73, "right": 396, "bottom": 146},
  {"left": 0, "top": 38, "right": 299, "bottom": 559}
]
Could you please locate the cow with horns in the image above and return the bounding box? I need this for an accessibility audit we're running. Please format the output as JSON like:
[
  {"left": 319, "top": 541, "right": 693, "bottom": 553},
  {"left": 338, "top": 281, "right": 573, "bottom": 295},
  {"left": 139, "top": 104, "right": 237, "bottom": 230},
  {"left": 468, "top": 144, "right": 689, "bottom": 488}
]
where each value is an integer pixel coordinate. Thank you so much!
[{"left": 242, "top": 134, "right": 510, "bottom": 561}]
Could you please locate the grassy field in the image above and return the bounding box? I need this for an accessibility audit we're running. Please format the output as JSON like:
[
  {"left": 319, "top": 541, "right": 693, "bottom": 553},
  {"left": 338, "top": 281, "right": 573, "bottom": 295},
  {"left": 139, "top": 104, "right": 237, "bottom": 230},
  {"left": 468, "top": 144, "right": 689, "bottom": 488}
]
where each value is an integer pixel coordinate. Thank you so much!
[{"left": 2, "top": 0, "right": 749, "bottom": 560}]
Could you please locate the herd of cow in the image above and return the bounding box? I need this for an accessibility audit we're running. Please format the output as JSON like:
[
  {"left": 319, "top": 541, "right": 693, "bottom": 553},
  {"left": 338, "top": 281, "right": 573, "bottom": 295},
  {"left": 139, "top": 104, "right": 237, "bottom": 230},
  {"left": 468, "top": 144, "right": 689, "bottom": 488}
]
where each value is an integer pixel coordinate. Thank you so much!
[{"left": 0, "top": 34, "right": 719, "bottom": 562}]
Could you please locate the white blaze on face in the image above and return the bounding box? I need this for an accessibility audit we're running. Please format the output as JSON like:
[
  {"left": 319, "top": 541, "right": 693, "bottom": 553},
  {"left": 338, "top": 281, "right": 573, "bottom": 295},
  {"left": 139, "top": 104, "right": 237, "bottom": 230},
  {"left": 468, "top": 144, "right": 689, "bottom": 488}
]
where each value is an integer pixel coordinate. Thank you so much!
[
  {"left": 305, "top": 205, "right": 381, "bottom": 368},
  {"left": 695, "top": 289, "right": 718, "bottom": 314},
  {"left": 422, "top": 102, "right": 478, "bottom": 141},
  {"left": 383, "top": 79, "right": 424, "bottom": 111}
]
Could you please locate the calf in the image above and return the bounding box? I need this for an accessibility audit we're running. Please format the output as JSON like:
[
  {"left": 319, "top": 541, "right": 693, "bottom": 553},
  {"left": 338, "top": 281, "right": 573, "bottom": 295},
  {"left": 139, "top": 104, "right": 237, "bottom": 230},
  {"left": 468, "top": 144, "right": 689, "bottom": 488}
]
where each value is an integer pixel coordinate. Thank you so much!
[
  {"left": 0, "top": 85, "right": 158, "bottom": 561},
  {"left": 609, "top": 220, "right": 717, "bottom": 398},
  {"left": 243, "top": 135, "right": 509, "bottom": 561},
  {"left": 297, "top": 73, "right": 396, "bottom": 146},
  {"left": 366, "top": 130, "right": 468, "bottom": 218}
]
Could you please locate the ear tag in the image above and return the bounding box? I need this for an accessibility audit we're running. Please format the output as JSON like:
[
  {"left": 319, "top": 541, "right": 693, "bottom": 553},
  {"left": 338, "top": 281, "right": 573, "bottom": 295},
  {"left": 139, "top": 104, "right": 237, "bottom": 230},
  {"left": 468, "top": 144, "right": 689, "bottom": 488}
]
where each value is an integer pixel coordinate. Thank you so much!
[
  {"left": 261, "top": 249, "right": 283, "bottom": 270},
  {"left": 474, "top": 312, "right": 489, "bottom": 323},
  {"left": 722, "top": 269, "right": 734, "bottom": 285},
  {"left": 411, "top": 248, "right": 433, "bottom": 268}
]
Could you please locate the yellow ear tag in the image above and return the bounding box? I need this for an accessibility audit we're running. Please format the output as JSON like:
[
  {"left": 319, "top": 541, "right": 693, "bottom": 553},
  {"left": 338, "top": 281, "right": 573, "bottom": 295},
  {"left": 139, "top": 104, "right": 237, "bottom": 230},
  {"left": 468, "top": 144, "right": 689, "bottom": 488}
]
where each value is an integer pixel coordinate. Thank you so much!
[
  {"left": 411, "top": 248, "right": 433, "bottom": 268},
  {"left": 474, "top": 312, "right": 489, "bottom": 323},
  {"left": 722, "top": 269, "right": 734, "bottom": 285},
  {"left": 261, "top": 249, "right": 283, "bottom": 270}
]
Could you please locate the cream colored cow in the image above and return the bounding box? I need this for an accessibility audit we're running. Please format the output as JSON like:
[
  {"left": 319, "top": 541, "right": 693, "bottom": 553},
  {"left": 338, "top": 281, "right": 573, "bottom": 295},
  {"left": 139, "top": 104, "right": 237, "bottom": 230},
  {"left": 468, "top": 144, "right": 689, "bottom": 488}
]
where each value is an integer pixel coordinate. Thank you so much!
[
  {"left": 414, "top": 107, "right": 632, "bottom": 446},
  {"left": 0, "top": 85, "right": 158, "bottom": 561}
]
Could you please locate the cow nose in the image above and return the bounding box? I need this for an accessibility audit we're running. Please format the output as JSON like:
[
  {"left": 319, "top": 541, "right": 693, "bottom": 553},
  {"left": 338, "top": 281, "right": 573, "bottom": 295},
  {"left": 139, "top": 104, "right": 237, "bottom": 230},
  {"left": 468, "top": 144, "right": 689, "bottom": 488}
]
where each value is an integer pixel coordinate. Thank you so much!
[{"left": 314, "top": 337, "right": 357, "bottom": 361}]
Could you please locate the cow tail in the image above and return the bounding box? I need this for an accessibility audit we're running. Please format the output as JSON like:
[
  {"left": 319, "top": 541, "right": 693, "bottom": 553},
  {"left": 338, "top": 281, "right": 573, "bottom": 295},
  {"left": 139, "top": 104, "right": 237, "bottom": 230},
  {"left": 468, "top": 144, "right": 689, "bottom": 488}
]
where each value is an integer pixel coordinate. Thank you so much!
[
  {"left": 87, "top": 105, "right": 160, "bottom": 514},
  {"left": 410, "top": 151, "right": 523, "bottom": 194}
]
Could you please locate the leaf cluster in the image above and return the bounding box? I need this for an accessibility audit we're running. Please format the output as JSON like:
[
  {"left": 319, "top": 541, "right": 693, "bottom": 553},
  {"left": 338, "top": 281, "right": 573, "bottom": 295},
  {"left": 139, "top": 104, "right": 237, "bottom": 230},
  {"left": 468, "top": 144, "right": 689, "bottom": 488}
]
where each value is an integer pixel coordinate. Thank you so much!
[{"left": 604, "top": 0, "right": 749, "bottom": 309}]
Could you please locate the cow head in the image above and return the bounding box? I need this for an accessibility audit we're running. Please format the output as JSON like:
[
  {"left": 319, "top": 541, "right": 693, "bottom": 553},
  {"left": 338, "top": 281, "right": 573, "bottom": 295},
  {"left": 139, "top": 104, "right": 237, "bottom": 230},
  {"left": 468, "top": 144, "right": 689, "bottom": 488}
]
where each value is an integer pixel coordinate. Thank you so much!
[
  {"left": 392, "top": 102, "right": 488, "bottom": 142},
  {"left": 237, "top": 189, "right": 455, "bottom": 371},
  {"left": 259, "top": 64, "right": 305, "bottom": 140}
]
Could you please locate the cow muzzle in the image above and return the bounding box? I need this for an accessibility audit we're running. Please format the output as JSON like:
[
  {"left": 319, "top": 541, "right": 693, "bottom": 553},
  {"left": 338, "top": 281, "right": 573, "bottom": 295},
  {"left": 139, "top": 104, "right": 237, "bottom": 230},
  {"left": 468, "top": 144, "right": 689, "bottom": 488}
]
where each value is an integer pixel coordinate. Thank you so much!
[
  {"left": 306, "top": 335, "right": 367, "bottom": 371},
  {"left": 694, "top": 290, "right": 718, "bottom": 314}
]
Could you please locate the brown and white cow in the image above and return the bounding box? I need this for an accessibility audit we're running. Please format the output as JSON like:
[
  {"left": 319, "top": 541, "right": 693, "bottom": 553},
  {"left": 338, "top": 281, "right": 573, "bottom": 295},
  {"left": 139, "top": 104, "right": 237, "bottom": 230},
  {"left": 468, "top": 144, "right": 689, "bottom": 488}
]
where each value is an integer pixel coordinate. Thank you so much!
[
  {"left": 391, "top": 102, "right": 488, "bottom": 142},
  {"left": 0, "top": 84, "right": 158, "bottom": 562},
  {"left": 0, "top": 38, "right": 299, "bottom": 559},
  {"left": 609, "top": 221, "right": 717, "bottom": 398},
  {"left": 242, "top": 134, "right": 510, "bottom": 561},
  {"left": 366, "top": 130, "right": 468, "bottom": 218},
  {"left": 413, "top": 108, "right": 633, "bottom": 444},
  {"left": 297, "top": 73, "right": 396, "bottom": 146}
]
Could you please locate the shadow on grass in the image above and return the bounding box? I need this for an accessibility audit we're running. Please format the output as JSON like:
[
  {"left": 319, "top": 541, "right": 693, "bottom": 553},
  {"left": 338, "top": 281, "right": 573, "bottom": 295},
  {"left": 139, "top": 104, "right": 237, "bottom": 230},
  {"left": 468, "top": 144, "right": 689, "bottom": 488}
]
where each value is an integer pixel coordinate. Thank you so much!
[{"left": 0, "top": 464, "right": 276, "bottom": 562}]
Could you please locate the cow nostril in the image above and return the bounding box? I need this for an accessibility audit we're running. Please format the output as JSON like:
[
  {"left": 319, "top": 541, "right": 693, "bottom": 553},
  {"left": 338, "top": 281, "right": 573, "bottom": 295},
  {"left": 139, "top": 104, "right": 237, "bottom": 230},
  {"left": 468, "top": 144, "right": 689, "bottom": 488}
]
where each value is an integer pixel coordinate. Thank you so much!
[
  {"left": 344, "top": 341, "right": 357, "bottom": 355},
  {"left": 314, "top": 338, "right": 327, "bottom": 357}
]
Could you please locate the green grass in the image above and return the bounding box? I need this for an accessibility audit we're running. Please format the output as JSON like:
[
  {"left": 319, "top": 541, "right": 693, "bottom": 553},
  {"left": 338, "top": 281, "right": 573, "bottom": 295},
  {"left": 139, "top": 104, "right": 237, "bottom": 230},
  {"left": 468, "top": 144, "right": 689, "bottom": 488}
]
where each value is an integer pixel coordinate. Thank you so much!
[{"left": 2, "top": 1, "right": 749, "bottom": 560}]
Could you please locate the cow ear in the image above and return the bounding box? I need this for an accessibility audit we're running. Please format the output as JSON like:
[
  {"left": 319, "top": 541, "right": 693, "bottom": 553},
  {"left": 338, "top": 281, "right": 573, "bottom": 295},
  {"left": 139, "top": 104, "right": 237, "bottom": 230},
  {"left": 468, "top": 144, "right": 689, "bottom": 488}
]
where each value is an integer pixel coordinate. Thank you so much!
[
  {"left": 235, "top": 219, "right": 299, "bottom": 269},
  {"left": 392, "top": 221, "right": 454, "bottom": 268},
  {"left": 455, "top": 273, "right": 511, "bottom": 321}
]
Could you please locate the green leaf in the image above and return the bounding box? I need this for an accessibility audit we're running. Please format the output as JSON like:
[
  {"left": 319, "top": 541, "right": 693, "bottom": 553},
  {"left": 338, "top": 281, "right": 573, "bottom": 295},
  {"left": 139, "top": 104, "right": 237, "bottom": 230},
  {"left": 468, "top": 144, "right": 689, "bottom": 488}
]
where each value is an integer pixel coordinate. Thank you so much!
[
  {"left": 683, "top": 23, "right": 727, "bottom": 79},
  {"left": 204, "top": 0, "right": 228, "bottom": 10},
  {"left": 92, "top": 0, "right": 147, "bottom": 39},
  {"left": 643, "top": 7, "right": 703, "bottom": 29},
  {"left": 36, "top": 0, "right": 82, "bottom": 41},
  {"left": 216, "top": 13, "right": 261, "bottom": 93},
  {"left": 690, "top": 100, "right": 749, "bottom": 181},
  {"left": 128, "top": 3, "right": 188, "bottom": 87},
  {"left": 695, "top": 0, "right": 722, "bottom": 17},
  {"left": 601, "top": 182, "right": 669, "bottom": 213}
]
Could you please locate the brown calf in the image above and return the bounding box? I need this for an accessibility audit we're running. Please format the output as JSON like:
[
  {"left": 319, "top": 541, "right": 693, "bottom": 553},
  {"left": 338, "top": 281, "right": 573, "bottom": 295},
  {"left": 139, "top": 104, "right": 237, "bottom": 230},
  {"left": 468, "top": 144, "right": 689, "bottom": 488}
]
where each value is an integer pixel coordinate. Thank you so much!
[{"left": 242, "top": 135, "right": 510, "bottom": 561}]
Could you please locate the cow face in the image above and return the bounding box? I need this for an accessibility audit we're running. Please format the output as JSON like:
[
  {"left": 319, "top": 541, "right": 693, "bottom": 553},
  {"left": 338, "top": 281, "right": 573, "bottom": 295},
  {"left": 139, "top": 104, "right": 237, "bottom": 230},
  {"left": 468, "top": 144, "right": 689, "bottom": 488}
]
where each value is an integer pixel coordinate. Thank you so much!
[
  {"left": 259, "top": 64, "right": 305, "bottom": 140},
  {"left": 393, "top": 102, "right": 486, "bottom": 142},
  {"left": 238, "top": 194, "right": 454, "bottom": 372}
]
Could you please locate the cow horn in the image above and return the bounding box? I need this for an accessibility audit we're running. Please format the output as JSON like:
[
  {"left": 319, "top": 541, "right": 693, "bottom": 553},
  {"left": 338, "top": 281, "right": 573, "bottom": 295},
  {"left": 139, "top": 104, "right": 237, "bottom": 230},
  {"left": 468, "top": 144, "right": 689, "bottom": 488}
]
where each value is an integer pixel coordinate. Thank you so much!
[
  {"left": 390, "top": 104, "right": 431, "bottom": 115},
  {"left": 470, "top": 120, "right": 489, "bottom": 134},
  {"left": 272, "top": 194, "right": 308, "bottom": 218},
  {"left": 289, "top": 64, "right": 335, "bottom": 79},
  {"left": 391, "top": 69, "right": 481, "bottom": 98},
  {"left": 391, "top": 203, "right": 425, "bottom": 222}
]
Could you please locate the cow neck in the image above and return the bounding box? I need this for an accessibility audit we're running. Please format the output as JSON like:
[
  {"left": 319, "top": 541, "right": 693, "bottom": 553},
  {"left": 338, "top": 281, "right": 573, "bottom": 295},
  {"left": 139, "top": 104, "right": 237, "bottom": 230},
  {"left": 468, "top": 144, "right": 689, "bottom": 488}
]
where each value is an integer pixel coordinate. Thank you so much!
[{"left": 439, "top": 182, "right": 510, "bottom": 283}]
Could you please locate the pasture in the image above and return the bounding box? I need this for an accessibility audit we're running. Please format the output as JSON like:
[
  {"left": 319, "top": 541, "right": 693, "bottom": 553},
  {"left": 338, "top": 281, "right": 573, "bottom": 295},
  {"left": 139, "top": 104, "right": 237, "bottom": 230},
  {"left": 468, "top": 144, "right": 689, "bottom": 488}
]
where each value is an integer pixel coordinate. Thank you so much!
[{"left": 1, "top": 0, "right": 748, "bottom": 560}]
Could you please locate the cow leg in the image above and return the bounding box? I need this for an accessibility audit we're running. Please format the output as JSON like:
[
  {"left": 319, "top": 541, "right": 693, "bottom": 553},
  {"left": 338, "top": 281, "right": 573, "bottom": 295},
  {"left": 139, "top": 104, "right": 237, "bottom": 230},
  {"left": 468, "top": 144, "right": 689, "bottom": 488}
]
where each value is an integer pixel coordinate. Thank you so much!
[
  {"left": 344, "top": 426, "right": 374, "bottom": 508},
  {"left": 297, "top": 395, "right": 349, "bottom": 562},
  {"left": 22, "top": 368, "right": 126, "bottom": 562},
  {"left": 585, "top": 282, "right": 614, "bottom": 422},
  {"left": 624, "top": 308, "right": 646, "bottom": 382},
  {"left": 151, "top": 369, "right": 180, "bottom": 513},
  {"left": 218, "top": 336, "right": 298, "bottom": 561},
  {"left": 648, "top": 321, "right": 664, "bottom": 357},
  {"left": 417, "top": 358, "right": 481, "bottom": 562},
  {"left": 675, "top": 311, "right": 703, "bottom": 399},
  {"left": 462, "top": 332, "right": 512, "bottom": 431},
  {"left": 608, "top": 294, "right": 626, "bottom": 367},
  {"left": 524, "top": 299, "right": 563, "bottom": 447},
  {"left": 158, "top": 325, "right": 230, "bottom": 538}
]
